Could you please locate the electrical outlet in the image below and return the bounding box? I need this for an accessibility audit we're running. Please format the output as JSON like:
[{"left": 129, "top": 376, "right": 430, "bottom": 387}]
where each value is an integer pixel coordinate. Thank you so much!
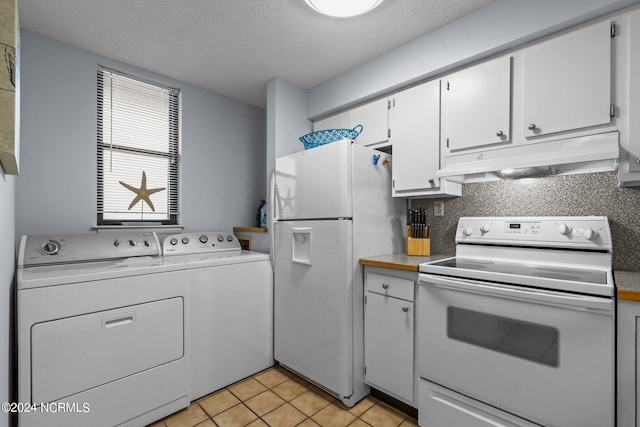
[{"left": 434, "top": 201, "right": 444, "bottom": 217}]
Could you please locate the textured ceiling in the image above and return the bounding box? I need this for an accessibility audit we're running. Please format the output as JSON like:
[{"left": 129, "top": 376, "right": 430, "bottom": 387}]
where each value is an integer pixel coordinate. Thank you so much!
[{"left": 18, "top": 0, "right": 494, "bottom": 107}]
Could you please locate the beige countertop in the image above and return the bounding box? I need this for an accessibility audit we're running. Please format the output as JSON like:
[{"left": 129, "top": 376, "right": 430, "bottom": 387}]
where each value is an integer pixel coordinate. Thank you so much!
[
  {"left": 615, "top": 271, "right": 640, "bottom": 301},
  {"left": 359, "top": 253, "right": 450, "bottom": 272}
]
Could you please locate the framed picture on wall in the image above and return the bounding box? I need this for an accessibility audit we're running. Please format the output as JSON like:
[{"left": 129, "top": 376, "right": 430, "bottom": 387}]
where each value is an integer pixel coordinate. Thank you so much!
[{"left": 0, "top": 0, "right": 18, "bottom": 175}]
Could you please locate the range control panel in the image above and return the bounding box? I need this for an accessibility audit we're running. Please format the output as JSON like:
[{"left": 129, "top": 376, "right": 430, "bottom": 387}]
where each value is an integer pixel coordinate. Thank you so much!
[
  {"left": 456, "top": 216, "right": 612, "bottom": 251},
  {"left": 18, "top": 232, "right": 161, "bottom": 267},
  {"left": 162, "top": 232, "right": 241, "bottom": 255}
]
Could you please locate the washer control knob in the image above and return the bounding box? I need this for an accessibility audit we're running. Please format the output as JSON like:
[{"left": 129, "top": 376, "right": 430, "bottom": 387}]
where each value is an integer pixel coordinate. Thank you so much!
[
  {"left": 113, "top": 240, "right": 121, "bottom": 247},
  {"left": 558, "top": 223, "right": 572, "bottom": 235},
  {"left": 41, "top": 241, "right": 60, "bottom": 255},
  {"left": 583, "top": 228, "right": 598, "bottom": 241},
  {"left": 217, "top": 235, "right": 225, "bottom": 242},
  {"left": 143, "top": 240, "right": 151, "bottom": 247},
  {"left": 227, "top": 235, "right": 234, "bottom": 242},
  {"left": 181, "top": 237, "right": 190, "bottom": 244},
  {"left": 170, "top": 238, "right": 178, "bottom": 246},
  {"left": 128, "top": 240, "right": 137, "bottom": 247},
  {"left": 463, "top": 227, "right": 474, "bottom": 236},
  {"left": 480, "top": 223, "right": 491, "bottom": 234},
  {"left": 199, "top": 235, "right": 208, "bottom": 244}
]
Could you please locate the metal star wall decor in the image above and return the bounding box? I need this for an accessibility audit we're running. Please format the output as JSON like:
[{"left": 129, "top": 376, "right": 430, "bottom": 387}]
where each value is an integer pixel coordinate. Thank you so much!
[{"left": 119, "top": 171, "right": 165, "bottom": 212}]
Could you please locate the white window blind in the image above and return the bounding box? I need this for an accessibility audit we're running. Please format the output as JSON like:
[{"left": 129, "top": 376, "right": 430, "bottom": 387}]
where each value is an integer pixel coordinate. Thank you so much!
[{"left": 97, "top": 67, "right": 179, "bottom": 225}]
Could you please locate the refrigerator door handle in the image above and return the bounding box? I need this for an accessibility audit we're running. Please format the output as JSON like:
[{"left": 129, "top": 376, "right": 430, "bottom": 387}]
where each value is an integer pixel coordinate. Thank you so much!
[{"left": 269, "top": 170, "right": 278, "bottom": 269}]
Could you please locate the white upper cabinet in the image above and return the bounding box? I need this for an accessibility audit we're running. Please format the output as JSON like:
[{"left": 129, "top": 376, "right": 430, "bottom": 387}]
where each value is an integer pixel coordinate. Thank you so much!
[
  {"left": 346, "top": 98, "right": 390, "bottom": 148},
  {"left": 522, "top": 20, "right": 612, "bottom": 138},
  {"left": 620, "top": 7, "right": 640, "bottom": 183},
  {"left": 391, "top": 80, "right": 461, "bottom": 198},
  {"left": 443, "top": 56, "right": 512, "bottom": 153}
]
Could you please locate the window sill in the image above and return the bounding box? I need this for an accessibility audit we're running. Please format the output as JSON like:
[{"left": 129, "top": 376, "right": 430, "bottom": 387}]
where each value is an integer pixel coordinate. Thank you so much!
[{"left": 93, "top": 224, "right": 184, "bottom": 234}]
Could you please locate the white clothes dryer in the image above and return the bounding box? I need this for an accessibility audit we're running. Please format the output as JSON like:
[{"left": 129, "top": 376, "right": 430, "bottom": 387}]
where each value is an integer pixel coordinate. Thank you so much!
[
  {"left": 17, "top": 232, "right": 190, "bottom": 427},
  {"left": 162, "top": 232, "right": 273, "bottom": 400}
]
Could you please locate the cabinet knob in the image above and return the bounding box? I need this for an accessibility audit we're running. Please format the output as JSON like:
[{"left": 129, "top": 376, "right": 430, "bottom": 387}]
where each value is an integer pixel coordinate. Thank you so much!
[
  {"left": 382, "top": 283, "right": 389, "bottom": 289},
  {"left": 402, "top": 306, "right": 409, "bottom": 312},
  {"left": 428, "top": 179, "right": 435, "bottom": 184},
  {"left": 528, "top": 123, "right": 537, "bottom": 131},
  {"left": 496, "top": 130, "right": 504, "bottom": 137}
]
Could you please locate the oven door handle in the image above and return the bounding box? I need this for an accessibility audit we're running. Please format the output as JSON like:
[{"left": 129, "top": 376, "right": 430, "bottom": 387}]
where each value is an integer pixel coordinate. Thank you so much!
[{"left": 420, "top": 274, "right": 613, "bottom": 314}]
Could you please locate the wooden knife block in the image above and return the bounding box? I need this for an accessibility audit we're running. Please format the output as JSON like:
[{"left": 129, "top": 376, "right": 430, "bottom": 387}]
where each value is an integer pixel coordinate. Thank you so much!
[{"left": 406, "top": 226, "right": 430, "bottom": 256}]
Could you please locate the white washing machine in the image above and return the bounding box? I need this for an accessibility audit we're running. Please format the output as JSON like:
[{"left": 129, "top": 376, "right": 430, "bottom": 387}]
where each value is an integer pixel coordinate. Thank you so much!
[
  {"left": 162, "top": 232, "right": 273, "bottom": 400},
  {"left": 17, "top": 232, "right": 190, "bottom": 427}
]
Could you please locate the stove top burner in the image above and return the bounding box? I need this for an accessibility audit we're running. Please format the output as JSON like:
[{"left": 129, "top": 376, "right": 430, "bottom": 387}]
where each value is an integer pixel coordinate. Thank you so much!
[{"left": 430, "top": 257, "right": 608, "bottom": 285}]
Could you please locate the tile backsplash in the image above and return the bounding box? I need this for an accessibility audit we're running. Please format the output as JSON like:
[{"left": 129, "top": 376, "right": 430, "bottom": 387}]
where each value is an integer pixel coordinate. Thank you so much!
[{"left": 411, "top": 171, "right": 640, "bottom": 272}]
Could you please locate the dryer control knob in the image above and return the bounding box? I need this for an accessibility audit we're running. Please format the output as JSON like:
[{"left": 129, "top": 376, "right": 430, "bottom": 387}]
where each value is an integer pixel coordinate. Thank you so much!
[
  {"left": 480, "top": 224, "right": 491, "bottom": 234},
  {"left": 199, "top": 235, "right": 208, "bottom": 244},
  {"left": 217, "top": 235, "right": 224, "bottom": 242},
  {"left": 41, "top": 241, "right": 60, "bottom": 255},
  {"left": 170, "top": 238, "right": 178, "bottom": 246},
  {"left": 128, "top": 240, "right": 137, "bottom": 247},
  {"left": 181, "top": 237, "right": 190, "bottom": 244},
  {"left": 143, "top": 240, "right": 151, "bottom": 247},
  {"left": 113, "top": 240, "right": 121, "bottom": 247},
  {"left": 583, "top": 228, "right": 598, "bottom": 241},
  {"left": 463, "top": 227, "right": 474, "bottom": 237},
  {"left": 227, "top": 235, "right": 234, "bottom": 242},
  {"left": 558, "top": 223, "right": 572, "bottom": 235}
]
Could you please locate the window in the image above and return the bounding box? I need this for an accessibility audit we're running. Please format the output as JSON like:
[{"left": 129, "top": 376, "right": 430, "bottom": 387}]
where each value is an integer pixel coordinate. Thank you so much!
[{"left": 97, "top": 67, "right": 179, "bottom": 225}]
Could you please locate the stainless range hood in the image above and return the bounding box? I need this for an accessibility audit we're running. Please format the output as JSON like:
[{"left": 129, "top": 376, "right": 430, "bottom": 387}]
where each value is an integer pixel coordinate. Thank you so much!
[{"left": 437, "top": 131, "right": 619, "bottom": 182}]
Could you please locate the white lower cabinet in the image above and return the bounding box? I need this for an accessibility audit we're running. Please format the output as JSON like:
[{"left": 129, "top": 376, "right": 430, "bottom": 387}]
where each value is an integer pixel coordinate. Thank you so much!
[
  {"left": 364, "top": 267, "right": 416, "bottom": 406},
  {"left": 419, "top": 379, "right": 539, "bottom": 427},
  {"left": 617, "top": 298, "right": 640, "bottom": 427}
]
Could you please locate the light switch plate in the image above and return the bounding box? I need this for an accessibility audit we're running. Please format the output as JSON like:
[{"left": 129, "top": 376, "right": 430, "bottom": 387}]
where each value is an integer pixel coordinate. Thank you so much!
[{"left": 434, "top": 201, "right": 444, "bottom": 217}]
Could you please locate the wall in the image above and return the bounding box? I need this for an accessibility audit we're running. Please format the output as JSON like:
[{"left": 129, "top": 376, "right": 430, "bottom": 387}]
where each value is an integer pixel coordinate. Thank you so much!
[
  {"left": 16, "top": 31, "right": 266, "bottom": 238},
  {"left": 308, "top": 0, "right": 640, "bottom": 118},
  {"left": 0, "top": 171, "right": 15, "bottom": 427},
  {"left": 412, "top": 171, "right": 640, "bottom": 272}
]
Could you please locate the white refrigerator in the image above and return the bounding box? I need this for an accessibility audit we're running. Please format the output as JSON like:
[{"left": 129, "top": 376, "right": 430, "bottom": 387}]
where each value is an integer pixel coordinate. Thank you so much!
[{"left": 272, "top": 139, "right": 405, "bottom": 407}]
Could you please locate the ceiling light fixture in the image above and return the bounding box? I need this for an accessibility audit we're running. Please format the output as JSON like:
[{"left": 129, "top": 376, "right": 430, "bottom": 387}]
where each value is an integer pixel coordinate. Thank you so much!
[{"left": 304, "top": 0, "right": 385, "bottom": 18}]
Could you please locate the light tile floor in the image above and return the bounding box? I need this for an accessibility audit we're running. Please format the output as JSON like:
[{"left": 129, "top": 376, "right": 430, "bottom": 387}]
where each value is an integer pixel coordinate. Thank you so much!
[{"left": 148, "top": 365, "right": 417, "bottom": 427}]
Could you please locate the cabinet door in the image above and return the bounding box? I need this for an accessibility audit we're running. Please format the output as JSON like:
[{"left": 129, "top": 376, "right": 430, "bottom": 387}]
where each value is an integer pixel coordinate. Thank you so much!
[
  {"left": 628, "top": 9, "right": 640, "bottom": 173},
  {"left": 365, "top": 292, "right": 414, "bottom": 403},
  {"left": 390, "top": 80, "right": 441, "bottom": 193},
  {"left": 346, "top": 98, "right": 389, "bottom": 147},
  {"left": 523, "top": 20, "right": 611, "bottom": 138},
  {"left": 313, "top": 112, "right": 345, "bottom": 131},
  {"left": 443, "top": 56, "right": 512, "bottom": 152}
]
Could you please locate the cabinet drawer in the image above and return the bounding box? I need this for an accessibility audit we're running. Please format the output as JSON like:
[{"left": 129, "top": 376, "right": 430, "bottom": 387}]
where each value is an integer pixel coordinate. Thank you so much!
[{"left": 366, "top": 272, "right": 414, "bottom": 301}]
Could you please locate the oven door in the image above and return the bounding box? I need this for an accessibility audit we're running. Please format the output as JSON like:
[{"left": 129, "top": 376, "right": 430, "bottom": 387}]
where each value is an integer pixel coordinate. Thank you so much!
[{"left": 418, "top": 273, "right": 614, "bottom": 427}]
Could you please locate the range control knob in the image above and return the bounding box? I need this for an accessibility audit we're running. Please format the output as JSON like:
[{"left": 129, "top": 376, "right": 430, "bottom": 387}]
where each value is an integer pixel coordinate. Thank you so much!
[
  {"left": 199, "top": 235, "right": 208, "bottom": 244},
  {"left": 128, "top": 240, "right": 137, "bottom": 247},
  {"left": 170, "top": 238, "right": 178, "bottom": 246},
  {"left": 480, "top": 223, "right": 491, "bottom": 234},
  {"left": 558, "top": 223, "right": 572, "bottom": 235},
  {"left": 181, "top": 237, "right": 190, "bottom": 244},
  {"left": 463, "top": 226, "right": 474, "bottom": 237},
  {"left": 41, "top": 241, "right": 60, "bottom": 255},
  {"left": 583, "top": 228, "right": 598, "bottom": 241},
  {"left": 227, "top": 235, "right": 234, "bottom": 242},
  {"left": 217, "top": 235, "right": 225, "bottom": 243}
]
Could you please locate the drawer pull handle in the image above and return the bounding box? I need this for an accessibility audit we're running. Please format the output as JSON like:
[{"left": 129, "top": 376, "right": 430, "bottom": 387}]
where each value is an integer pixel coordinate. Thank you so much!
[
  {"left": 382, "top": 283, "right": 389, "bottom": 289},
  {"left": 102, "top": 312, "right": 136, "bottom": 330}
]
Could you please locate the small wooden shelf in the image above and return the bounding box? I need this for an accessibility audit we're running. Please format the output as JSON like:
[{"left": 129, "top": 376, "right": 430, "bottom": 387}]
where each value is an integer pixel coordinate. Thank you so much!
[{"left": 233, "top": 226, "right": 268, "bottom": 233}]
